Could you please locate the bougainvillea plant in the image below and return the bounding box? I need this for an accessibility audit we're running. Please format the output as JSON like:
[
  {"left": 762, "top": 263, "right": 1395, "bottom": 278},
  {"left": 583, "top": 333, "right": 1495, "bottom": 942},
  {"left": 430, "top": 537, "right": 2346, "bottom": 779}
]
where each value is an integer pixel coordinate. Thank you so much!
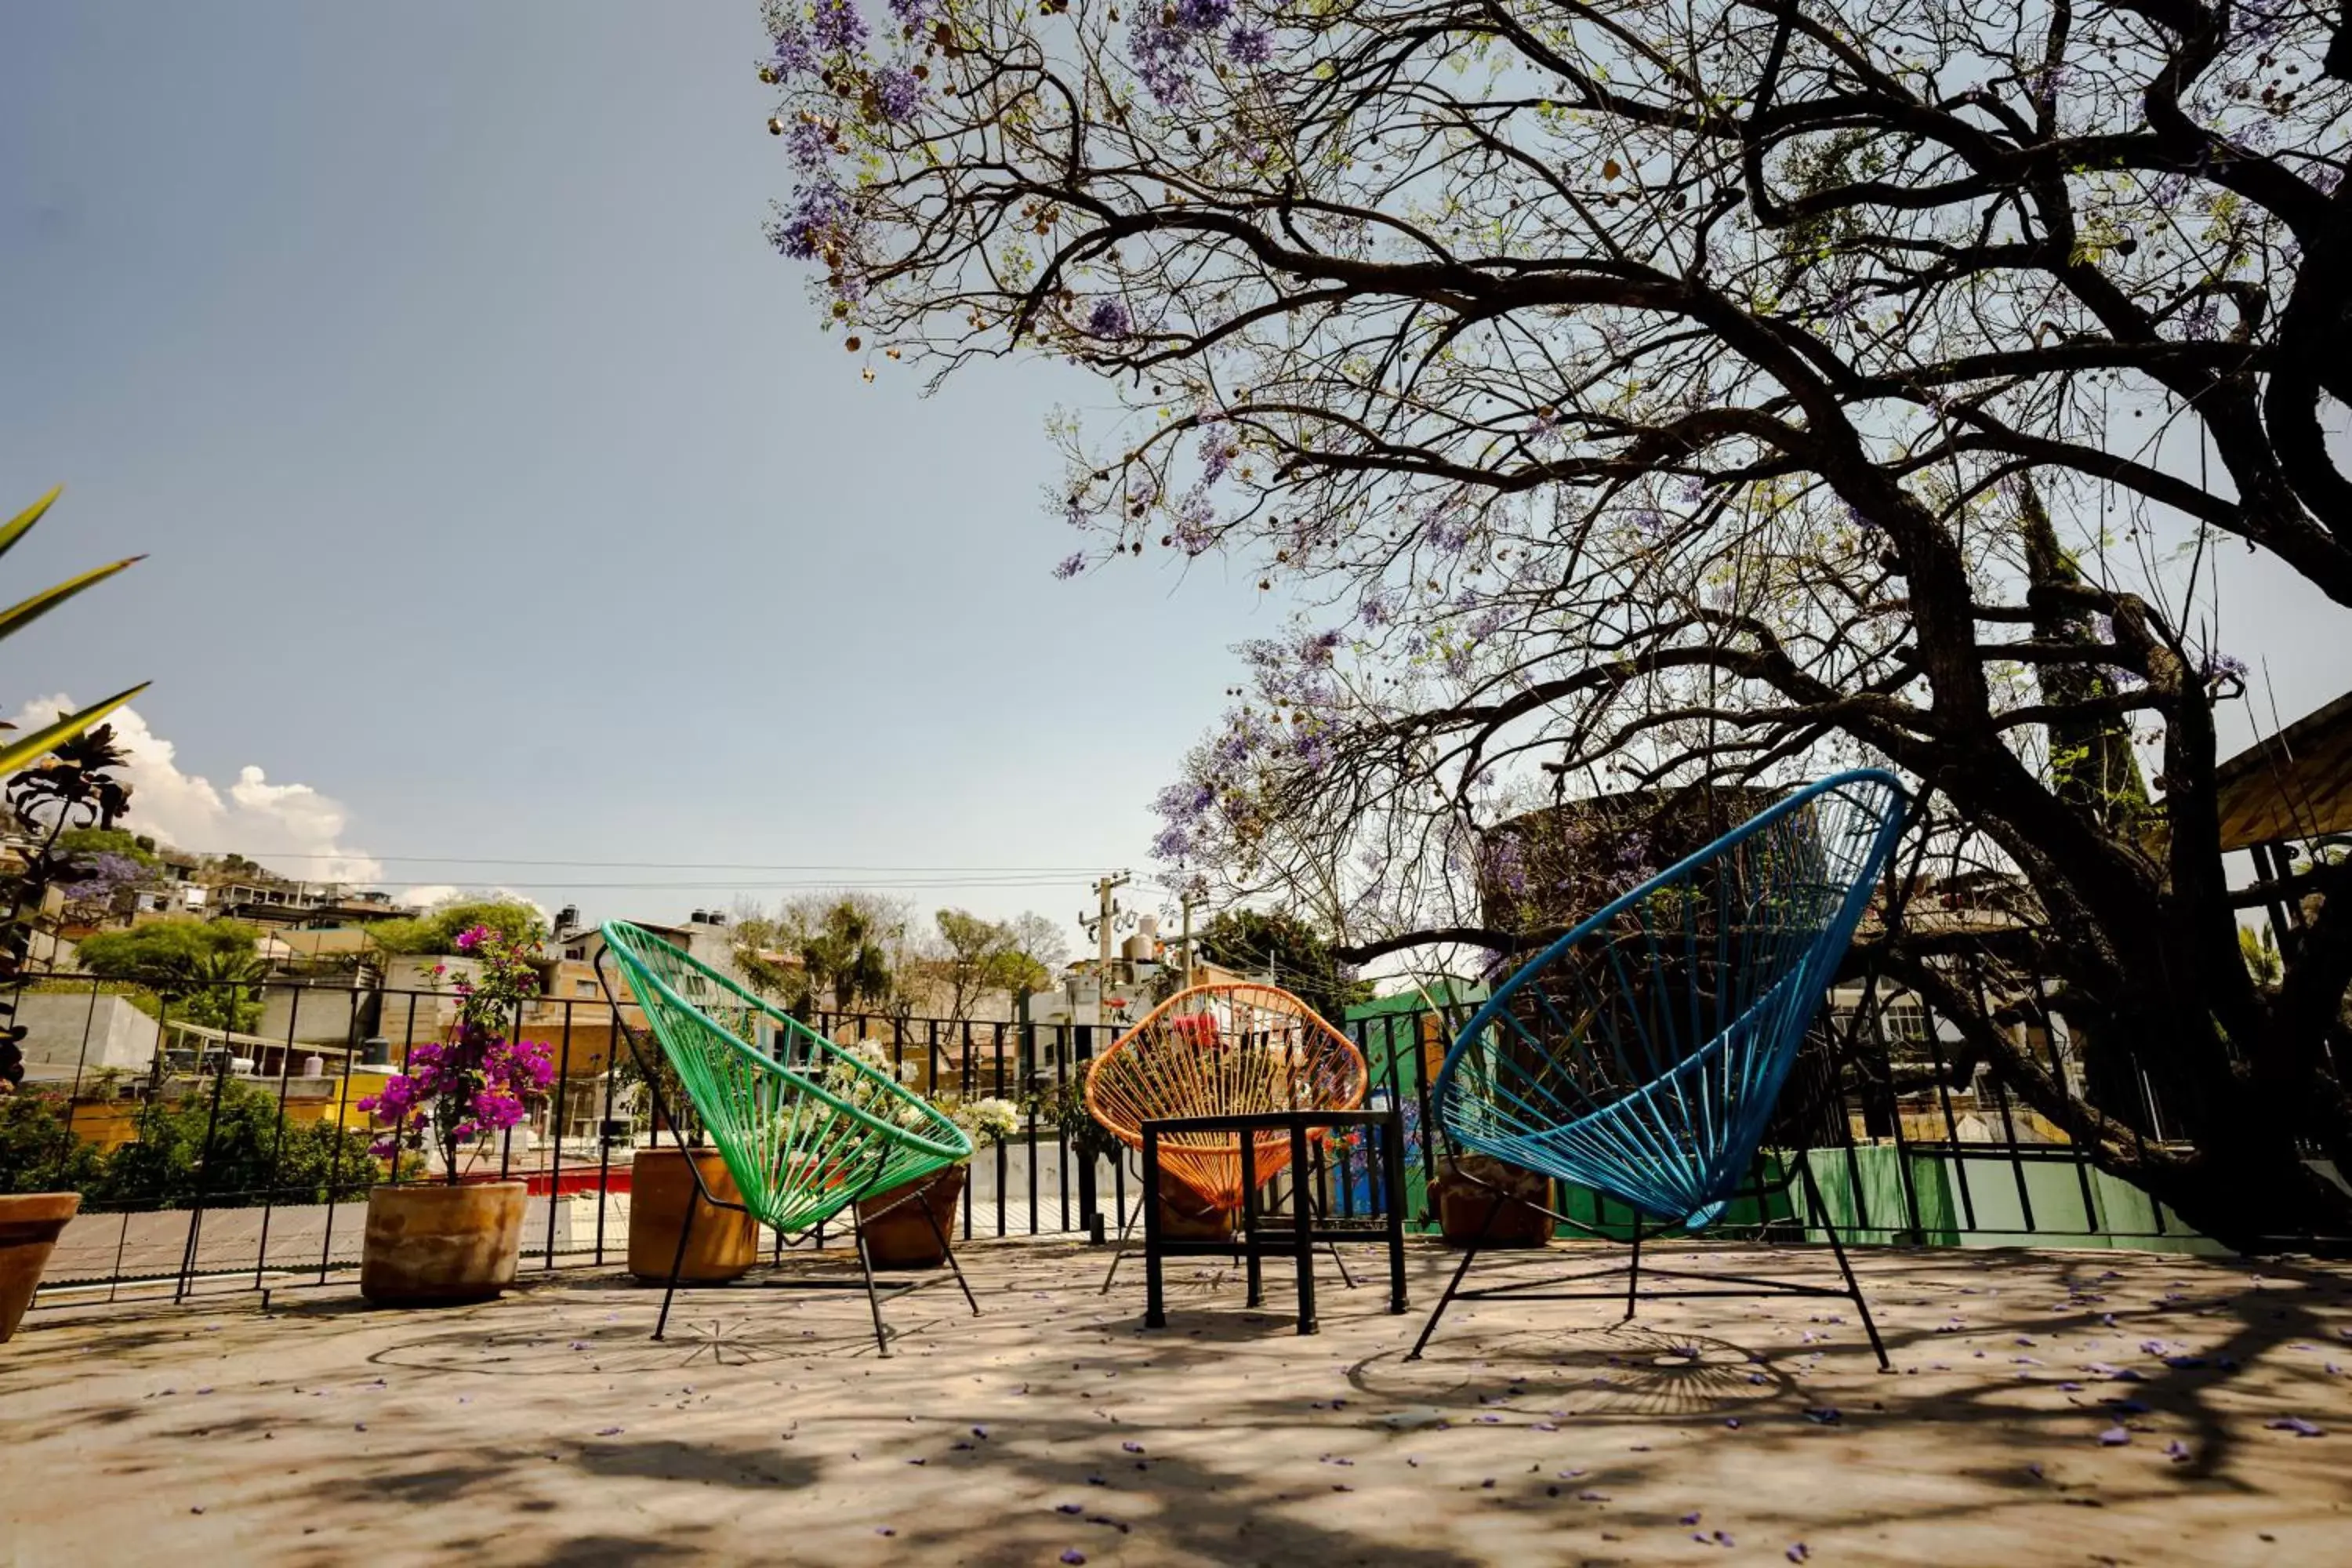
[{"left": 358, "top": 924, "right": 555, "bottom": 1183}]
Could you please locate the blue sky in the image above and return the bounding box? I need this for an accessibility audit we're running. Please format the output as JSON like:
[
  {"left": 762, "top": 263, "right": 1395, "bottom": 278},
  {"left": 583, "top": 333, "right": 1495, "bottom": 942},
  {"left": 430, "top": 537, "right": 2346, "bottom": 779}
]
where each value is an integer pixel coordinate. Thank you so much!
[
  {"left": 0, "top": 3, "right": 1287, "bottom": 942},
  {"left": 4, "top": 5, "right": 2346, "bottom": 949}
]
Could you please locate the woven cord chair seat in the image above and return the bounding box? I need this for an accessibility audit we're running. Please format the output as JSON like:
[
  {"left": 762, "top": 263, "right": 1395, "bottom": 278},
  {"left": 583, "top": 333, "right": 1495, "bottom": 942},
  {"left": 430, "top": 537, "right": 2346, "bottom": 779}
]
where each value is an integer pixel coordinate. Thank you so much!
[
  {"left": 1439, "top": 771, "right": 1907, "bottom": 1232},
  {"left": 599, "top": 921, "right": 971, "bottom": 1236},
  {"left": 1086, "top": 982, "right": 1369, "bottom": 1211}
]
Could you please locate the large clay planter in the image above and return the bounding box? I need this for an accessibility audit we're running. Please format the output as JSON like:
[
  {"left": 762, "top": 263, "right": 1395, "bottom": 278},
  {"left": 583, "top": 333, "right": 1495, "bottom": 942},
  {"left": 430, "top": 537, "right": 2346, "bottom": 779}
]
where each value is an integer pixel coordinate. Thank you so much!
[
  {"left": 361, "top": 1181, "right": 527, "bottom": 1305},
  {"left": 855, "top": 1163, "right": 967, "bottom": 1269},
  {"left": 1435, "top": 1156, "right": 1555, "bottom": 1247},
  {"left": 628, "top": 1145, "right": 759, "bottom": 1284},
  {"left": 0, "top": 1192, "right": 80, "bottom": 1343},
  {"left": 1154, "top": 1177, "right": 1240, "bottom": 1243}
]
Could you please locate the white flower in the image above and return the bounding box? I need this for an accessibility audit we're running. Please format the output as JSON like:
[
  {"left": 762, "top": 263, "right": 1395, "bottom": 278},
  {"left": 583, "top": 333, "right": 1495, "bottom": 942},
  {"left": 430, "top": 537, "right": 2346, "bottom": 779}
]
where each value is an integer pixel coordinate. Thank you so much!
[{"left": 965, "top": 1096, "right": 1022, "bottom": 1141}]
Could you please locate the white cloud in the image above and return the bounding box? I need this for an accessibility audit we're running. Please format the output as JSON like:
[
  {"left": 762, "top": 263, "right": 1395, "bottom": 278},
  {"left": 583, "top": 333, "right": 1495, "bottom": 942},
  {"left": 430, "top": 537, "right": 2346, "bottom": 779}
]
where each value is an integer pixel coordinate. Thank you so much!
[{"left": 11, "top": 696, "right": 383, "bottom": 884}]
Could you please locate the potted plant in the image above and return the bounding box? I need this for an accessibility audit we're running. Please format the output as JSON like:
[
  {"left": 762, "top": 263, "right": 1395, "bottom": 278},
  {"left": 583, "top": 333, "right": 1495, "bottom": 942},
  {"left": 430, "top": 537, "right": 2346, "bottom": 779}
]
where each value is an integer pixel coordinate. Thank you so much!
[
  {"left": 1433, "top": 1151, "right": 1555, "bottom": 1247},
  {"left": 355, "top": 924, "right": 554, "bottom": 1305},
  {"left": 626, "top": 1131, "right": 760, "bottom": 1284},
  {"left": 0, "top": 1087, "right": 107, "bottom": 1343},
  {"left": 858, "top": 1092, "right": 1020, "bottom": 1269}
]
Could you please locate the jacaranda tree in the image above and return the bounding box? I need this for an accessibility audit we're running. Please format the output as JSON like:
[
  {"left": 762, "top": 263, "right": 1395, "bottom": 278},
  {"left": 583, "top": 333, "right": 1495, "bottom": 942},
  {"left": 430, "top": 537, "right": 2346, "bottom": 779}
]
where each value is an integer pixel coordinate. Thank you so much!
[{"left": 760, "top": 0, "right": 2352, "bottom": 1244}]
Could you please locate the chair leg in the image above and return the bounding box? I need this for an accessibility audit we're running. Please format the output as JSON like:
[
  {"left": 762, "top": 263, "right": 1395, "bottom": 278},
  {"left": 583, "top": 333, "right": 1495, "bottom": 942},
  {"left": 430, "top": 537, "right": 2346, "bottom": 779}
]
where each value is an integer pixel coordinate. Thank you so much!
[
  {"left": 652, "top": 1185, "right": 699, "bottom": 1343},
  {"left": 1406, "top": 1196, "right": 1501, "bottom": 1362},
  {"left": 1098, "top": 1199, "right": 1139, "bottom": 1294},
  {"left": 1622, "top": 1221, "right": 1644, "bottom": 1323},
  {"left": 852, "top": 1204, "right": 892, "bottom": 1358},
  {"left": 1800, "top": 1154, "right": 1889, "bottom": 1371},
  {"left": 1297, "top": 1167, "right": 1357, "bottom": 1290},
  {"left": 918, "top": 1192, "right": 981, "bottom": 1317}
]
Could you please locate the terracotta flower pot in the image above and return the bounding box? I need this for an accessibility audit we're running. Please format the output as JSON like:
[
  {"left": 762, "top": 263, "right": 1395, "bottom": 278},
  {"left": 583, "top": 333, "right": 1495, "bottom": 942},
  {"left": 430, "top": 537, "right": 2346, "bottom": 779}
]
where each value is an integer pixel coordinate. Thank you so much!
[
  {"left": 1153, "top": 1176, "right": 1240, "bottom": 1242},
  {"left": 628, "top": 1145, "right": 760, "bottom": 1283},
  {"left": 0, "top": 1192, "right": 81, "bottom": 1343},
  {"left": 855, "top": 1163, "right": 967, "bottom": 1269},
  {"left": 1435, "top": 1156, "right": 1555, "bottom": 1247},
  {"left": 361, "top": 1180, "right": 528, "bottom": 1305}
]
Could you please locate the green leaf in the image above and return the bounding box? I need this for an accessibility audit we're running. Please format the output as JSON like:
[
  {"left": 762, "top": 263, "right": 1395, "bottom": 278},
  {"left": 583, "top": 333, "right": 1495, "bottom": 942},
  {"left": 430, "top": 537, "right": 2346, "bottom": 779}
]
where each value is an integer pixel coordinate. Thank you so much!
[
  {"left": 0, "top": 683, "right": 150, "bottom": 776},
  {"left": 0, "top": 486, "right": 64, "bottom": 562},
  {"left": 0, "top": 554, "right": 145, "bottom": 645}
]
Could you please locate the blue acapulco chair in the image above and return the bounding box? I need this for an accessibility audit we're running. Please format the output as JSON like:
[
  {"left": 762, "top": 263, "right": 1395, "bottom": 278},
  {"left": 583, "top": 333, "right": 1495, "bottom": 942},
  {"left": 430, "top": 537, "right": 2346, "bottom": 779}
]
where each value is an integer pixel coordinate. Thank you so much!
[{"left": 1406, "top": 770, "right": 1909, "bottom": 1368}]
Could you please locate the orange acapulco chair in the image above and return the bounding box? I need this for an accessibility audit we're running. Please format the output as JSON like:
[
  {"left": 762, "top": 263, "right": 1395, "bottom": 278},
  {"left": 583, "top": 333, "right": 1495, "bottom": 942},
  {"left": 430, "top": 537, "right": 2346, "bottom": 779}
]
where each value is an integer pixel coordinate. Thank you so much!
[{"left": 1085, "top": 982, "right": 1370, "bottom": 1294}]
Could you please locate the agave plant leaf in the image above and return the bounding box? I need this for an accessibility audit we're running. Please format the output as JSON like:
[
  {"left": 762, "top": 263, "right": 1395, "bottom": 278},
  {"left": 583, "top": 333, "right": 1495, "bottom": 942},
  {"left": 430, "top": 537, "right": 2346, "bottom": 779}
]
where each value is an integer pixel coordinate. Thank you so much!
[
  {"left": 0, "top": 486, "right": 63, "bottom": 562},
  {"left": 0, "top": 683, "right": 150, "bottom": 778},
  {"left": 0, "top": 554, "right": 145, "bottom": 646}
]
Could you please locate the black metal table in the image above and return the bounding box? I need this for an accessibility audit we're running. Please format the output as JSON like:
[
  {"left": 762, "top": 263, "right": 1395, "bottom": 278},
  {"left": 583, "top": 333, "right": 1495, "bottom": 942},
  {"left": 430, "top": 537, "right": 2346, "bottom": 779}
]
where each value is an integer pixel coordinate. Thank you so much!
[{"left": 1141, "top": 1108, "right": 1409, "bottom": 1334}]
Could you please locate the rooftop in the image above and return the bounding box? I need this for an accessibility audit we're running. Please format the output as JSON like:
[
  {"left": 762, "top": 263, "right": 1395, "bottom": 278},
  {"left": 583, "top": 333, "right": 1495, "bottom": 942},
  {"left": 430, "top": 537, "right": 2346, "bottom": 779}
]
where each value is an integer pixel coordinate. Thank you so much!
[{"left": 8, "top": 1240, "right": 2348, "bottom": 1564}]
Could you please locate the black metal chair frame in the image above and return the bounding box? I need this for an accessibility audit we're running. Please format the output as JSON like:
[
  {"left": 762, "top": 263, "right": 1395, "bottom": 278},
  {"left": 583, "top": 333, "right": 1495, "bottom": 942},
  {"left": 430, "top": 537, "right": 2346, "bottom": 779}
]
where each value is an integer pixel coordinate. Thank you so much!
[
  {"left": 1406, "top": 1141, "right": 1889, "bottom": 1368},
  {"left": 1139, "top": 1109, "right": 1410, "bottom": 1335},
  {"left": 594, "top": 946, "right": 978, "bottom": 1356}
]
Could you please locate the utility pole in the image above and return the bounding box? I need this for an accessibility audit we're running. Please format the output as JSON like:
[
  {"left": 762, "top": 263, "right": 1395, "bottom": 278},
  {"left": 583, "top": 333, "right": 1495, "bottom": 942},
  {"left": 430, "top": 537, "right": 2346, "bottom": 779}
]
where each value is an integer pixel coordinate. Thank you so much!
[
  {"left": 1177, "top": 885, "right": 1206, "bottom": 990},
  {"left": 1076, "top": 870, "right": 1130, "bottom": 1247},
  {"left": 1084, "top": 872, "right": 1132, "bottom": 1014}
]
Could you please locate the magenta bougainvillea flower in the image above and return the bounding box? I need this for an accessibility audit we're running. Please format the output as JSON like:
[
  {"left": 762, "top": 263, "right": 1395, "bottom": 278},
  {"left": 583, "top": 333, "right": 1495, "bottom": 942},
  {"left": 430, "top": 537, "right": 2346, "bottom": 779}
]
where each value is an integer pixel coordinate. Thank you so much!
[{"left": 357, "top": 924, "right": 556, "bottom": 1181}]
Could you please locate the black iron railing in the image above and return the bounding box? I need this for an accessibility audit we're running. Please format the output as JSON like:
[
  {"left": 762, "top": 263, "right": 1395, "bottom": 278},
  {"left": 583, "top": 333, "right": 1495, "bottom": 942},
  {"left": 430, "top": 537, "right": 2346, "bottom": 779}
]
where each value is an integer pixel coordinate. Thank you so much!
[{"left": 2, "top": 963, "right": 2237, "bottom": 1311}]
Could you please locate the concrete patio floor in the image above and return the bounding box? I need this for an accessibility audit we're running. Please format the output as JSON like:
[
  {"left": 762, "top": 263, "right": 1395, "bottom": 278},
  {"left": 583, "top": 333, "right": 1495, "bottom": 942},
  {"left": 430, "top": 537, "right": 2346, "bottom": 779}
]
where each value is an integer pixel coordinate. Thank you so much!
[{"left": 5, "top": 1239, "right": 2349, "bottom": 1566}]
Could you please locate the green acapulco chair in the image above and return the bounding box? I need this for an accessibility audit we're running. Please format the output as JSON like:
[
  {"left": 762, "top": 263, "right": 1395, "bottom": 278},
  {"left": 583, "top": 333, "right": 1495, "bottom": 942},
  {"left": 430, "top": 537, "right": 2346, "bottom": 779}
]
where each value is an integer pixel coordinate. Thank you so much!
[{"left": 594, "top": 920, "right": 977, "bottom": 1353}]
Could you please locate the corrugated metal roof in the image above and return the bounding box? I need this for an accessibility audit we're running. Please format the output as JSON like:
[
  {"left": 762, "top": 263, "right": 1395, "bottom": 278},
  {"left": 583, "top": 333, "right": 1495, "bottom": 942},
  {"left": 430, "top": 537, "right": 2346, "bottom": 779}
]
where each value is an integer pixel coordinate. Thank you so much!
[{"left": 2212, "top": 688, "right": 2352, "bottom": 851}]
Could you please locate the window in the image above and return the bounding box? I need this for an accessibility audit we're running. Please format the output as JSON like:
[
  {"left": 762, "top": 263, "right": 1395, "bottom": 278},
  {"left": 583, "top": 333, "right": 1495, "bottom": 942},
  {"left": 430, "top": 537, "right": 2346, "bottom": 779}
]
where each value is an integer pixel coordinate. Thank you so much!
[
  {"left": 1883, "top": 1003, "right": 1929, "bottom": 1043},
  {"left": 564, "top": 946, "right": 586, "bottom": 960},
  {"left": 575, "top": 979, "right": 597, "bottom": 997}
]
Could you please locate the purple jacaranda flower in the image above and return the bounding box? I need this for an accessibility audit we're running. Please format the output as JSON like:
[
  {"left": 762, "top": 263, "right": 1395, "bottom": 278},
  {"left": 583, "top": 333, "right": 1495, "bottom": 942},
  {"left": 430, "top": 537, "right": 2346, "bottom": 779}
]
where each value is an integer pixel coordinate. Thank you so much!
[
  {"left": 771, "top": 24, "right": 817, "bottom": 80},
  {"left": 1228, "top": 25, "right": 1272, "bottom": 64},
  {"left": 1087, "top": 299, "right": 1133, "bottom": 339},
  {"left": 782, "top": 118, "right": 834, "bottom": 172},
  {"left": 872, "top": 65, "right": 924, "bottom": 123},
  {"left": 811, "top": 0, "right": 868, "bottom": 53},
  {"left": 774, "top": 183, "right": 851, "bottom": 260},
  {"left": 1053, "top": 552, "right": 1087, "bottom": 580},
  {"left": 1200, "top": 435, "right": 1235, "bottom": 483}
]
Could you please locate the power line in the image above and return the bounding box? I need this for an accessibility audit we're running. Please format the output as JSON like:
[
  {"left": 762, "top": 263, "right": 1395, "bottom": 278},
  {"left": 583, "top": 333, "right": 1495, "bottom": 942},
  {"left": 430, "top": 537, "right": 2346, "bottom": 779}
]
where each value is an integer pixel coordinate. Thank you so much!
[
  {"left": 166, "top": 851, "right": 1109, "bottom": 873},
  {"left": 358, "top": 876, "right": 1098, "bottom": 892}
]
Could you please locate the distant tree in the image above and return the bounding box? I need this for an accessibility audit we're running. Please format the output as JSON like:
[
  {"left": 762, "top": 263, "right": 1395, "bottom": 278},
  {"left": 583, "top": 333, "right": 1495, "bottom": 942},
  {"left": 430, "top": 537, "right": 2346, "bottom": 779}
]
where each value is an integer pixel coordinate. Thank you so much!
[
  {"left": 96, "top": 1078, "right": 382, "bottom": 1208},
  {"left": 52, "top": 827, "right": 165, "bottom": 927},
  {"left": 368, "top": 898, "right": 548, "bottom": 956},
  {"left": 804, "top": 898, "right": 903, "bottom": 1013},
  {"left": 728, "top": 913, "right": 813, "bottom": 1007},
  {"left": 171, "top": 950, "right": 271, "bottom": 1036},
  {"left": 0, "top": 1087, "right": 106, "bottom": 1194},
  {"left": 77, "top": 919, "right": 268, "bottom": 1035},
  {"left": 733, "top": 892, "right": 911, "bottom": 1015},
  {"left": 1007, "top": 912, "right": 1070, "bottom": 979},
  {"left": 1194, "top": 909, "right": 1372, "bottom": 1025},
  {"left": 55, "top": 827, "right": 158, "bottom": 869},
  {"left": 76, "top": 918, "right": 259, "bottom": 981},
  {"left": 931, "top": 908, "right": 1058, "bottom": 1023}
]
